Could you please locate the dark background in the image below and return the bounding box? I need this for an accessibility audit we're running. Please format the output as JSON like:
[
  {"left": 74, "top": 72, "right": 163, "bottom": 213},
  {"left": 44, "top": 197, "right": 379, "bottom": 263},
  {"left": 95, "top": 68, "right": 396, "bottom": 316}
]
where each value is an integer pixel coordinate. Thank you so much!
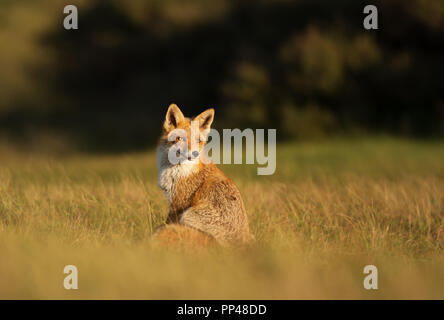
[{"left": 0, "top": 0, "right": 443, "bottom": 153}]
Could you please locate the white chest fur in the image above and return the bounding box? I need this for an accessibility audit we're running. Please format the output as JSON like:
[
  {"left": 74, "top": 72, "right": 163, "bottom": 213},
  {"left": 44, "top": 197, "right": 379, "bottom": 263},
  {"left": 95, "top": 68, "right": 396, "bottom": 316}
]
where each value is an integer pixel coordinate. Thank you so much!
[{"left": 157, "top": 146, "right": 198, "bottom": 203}]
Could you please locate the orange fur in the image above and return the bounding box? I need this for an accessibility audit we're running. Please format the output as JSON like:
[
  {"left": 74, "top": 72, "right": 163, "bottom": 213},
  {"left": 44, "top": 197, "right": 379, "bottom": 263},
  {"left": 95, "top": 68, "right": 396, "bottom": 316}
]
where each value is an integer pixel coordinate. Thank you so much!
[
  {"left": 151, "top": 225, "right": 216, "bottom": 250},
  {"left": 154, "top": 104, "right": 254, "bottom": 247}
]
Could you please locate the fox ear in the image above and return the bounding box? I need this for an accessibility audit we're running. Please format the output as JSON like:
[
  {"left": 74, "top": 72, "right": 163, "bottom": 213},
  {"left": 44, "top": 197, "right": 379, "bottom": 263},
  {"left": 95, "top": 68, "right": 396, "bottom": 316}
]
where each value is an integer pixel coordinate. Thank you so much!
[
  {"left": 164, "top": 104, "right": 185, "bottom": 132},
  {"left": 195, "top": 108, "right": 214, "bottom": 132}
]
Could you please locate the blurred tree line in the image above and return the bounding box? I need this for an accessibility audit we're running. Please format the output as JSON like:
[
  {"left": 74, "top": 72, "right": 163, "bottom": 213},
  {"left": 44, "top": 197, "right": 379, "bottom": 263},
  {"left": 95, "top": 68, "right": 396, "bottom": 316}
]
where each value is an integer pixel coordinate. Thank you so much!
[{"left": 0, "top": 0, "right": 443, "bottom": 152}]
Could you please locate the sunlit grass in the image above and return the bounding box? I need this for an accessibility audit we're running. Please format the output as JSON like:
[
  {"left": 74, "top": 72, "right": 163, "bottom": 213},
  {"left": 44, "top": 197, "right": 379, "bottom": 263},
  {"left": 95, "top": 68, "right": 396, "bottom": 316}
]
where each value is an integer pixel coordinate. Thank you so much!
[{"left": 0, "top": 137, "right": 443, "bottom": 299}]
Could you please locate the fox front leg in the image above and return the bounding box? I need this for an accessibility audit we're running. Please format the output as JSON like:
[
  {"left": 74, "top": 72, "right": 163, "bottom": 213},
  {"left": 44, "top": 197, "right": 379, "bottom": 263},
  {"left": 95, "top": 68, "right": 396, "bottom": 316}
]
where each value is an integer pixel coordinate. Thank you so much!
[{"left": 165, "top": 211, "right": 180, "bottom": 224}]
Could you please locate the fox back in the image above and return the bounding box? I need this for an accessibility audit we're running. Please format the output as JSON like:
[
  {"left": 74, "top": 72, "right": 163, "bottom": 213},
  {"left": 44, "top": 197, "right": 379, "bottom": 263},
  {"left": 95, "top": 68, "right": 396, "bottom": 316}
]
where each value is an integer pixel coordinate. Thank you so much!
[{"left": 155, "top": 104, "right": 253, "bottom": 246}]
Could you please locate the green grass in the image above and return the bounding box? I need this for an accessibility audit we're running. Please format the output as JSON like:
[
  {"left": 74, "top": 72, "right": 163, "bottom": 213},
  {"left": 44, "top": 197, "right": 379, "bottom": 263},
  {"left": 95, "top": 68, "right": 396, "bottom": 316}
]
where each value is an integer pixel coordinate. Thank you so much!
[{"left": 0, "top": 137, "right": 443, "bottom": 299}]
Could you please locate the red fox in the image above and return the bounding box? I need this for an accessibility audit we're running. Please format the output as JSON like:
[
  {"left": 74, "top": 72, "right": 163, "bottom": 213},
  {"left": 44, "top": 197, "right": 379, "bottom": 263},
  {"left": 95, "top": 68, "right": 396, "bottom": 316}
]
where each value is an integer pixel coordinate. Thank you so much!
[{"left": 152, "top": 104, "right": 253, "bottom": 247}]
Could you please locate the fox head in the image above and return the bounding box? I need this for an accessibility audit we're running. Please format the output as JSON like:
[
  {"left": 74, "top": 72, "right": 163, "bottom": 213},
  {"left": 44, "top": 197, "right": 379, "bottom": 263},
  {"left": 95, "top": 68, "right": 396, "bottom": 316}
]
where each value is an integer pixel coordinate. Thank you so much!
[{"left": 159, "top": 104, "right": 214, "bottom": 165}]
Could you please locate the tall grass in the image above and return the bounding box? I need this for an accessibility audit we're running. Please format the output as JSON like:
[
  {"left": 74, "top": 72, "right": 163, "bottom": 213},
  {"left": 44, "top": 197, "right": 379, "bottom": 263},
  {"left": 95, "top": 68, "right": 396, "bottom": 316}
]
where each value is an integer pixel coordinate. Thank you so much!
[{"left": 0, "top": 138, "right": 443, "bottom": 299}]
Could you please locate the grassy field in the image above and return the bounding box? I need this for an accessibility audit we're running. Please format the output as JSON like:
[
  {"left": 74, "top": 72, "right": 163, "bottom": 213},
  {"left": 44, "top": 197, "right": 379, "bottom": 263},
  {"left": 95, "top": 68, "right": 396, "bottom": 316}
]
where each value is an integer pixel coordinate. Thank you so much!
[{"left": 0, "top": 137, "right": 443, "bottom": 299}]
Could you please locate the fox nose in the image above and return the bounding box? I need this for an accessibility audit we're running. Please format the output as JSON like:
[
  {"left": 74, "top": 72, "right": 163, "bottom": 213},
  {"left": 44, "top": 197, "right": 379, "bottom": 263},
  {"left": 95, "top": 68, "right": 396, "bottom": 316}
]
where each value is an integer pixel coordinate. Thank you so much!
[{"left": 192, "top": 151, "right": 199, "bottom": 158}]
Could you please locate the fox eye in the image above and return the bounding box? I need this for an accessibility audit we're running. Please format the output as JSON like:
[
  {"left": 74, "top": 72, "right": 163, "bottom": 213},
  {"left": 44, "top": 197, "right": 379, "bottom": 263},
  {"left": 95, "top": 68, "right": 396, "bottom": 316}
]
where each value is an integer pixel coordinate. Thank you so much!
[{"left": 176, "top": 136, "right": 185, "bottom": 142}]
